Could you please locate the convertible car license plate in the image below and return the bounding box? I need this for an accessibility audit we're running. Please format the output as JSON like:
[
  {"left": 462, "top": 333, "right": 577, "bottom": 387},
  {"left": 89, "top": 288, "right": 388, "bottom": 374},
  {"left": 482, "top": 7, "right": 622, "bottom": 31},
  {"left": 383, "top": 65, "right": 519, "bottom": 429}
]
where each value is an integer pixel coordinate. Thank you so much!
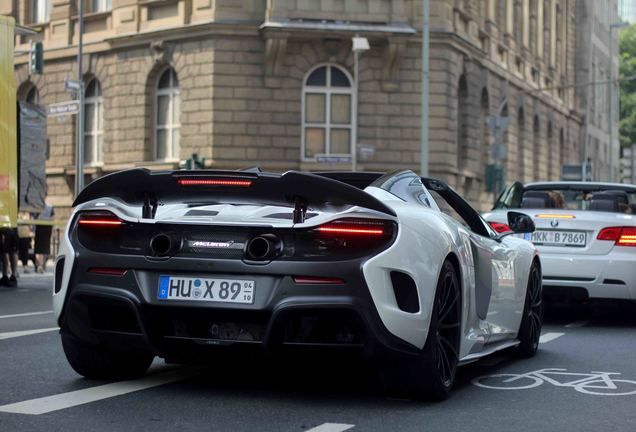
[
  {"left": 157, "top": 276, "right": 255, "bottom": 304},
  {"left": 531, "top": 230, "right": 586, "bottom": 247}
]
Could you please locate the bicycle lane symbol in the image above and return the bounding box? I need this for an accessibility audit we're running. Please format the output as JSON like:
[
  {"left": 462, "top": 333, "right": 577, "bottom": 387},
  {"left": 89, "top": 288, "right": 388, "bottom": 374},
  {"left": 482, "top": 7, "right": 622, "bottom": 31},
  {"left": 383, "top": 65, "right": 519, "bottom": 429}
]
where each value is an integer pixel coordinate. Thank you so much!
[{"left": 472, "top": 368, "right": 636, "bottom": 396}]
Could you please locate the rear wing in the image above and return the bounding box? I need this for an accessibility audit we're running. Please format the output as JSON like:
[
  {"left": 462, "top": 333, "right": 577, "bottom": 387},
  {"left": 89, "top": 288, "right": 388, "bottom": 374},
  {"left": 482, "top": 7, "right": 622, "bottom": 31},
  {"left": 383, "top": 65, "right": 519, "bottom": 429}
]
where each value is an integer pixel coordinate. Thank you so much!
[{"left": 73, "top": 168, "right": 396, "bottom": 221}]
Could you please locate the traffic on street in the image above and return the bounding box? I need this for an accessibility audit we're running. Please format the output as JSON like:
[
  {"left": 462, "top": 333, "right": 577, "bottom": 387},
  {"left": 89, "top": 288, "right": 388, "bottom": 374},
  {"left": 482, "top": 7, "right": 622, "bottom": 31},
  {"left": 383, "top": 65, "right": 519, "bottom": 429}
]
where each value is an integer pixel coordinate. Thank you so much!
[{"left": 0, "top": 273, "right": 635, "bottom": 431}]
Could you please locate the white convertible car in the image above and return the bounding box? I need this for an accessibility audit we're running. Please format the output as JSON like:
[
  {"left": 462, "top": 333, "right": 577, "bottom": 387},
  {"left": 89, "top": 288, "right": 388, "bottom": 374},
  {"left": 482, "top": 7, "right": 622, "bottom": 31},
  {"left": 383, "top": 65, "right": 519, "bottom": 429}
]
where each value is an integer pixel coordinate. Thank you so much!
[
  {"left": 54, "top": 168, "right": 541, "bottom": 400},
  {"left": 484, "top": 181, "right": 636, "bottom": 304}
]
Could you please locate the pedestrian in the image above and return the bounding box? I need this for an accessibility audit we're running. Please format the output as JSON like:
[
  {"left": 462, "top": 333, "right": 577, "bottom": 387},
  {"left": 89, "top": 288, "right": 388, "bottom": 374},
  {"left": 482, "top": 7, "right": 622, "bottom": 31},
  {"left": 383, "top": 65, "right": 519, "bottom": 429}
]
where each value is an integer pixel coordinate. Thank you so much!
[
  {"left": 17, "top": 212, "right": 33, "bottom": 273},
  {"left": 34, "top": 203, "right": 54, "bottom": 274},
  {"left": 0, "top": 227, "right": 19, "bottom": 287}
]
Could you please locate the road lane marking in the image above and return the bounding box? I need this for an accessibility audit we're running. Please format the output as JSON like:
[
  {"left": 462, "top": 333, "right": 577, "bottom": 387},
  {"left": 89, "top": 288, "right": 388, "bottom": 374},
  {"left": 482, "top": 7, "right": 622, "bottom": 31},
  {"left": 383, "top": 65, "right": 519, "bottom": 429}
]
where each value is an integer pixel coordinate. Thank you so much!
[
  {"left": 539, "top": 332, "right": 565, "bottom": 344},
  {"left": 0, "top": 327, "right": 59, "bottom": 341},
  {"left": 0, "top": 310, "right": 54, "bottom": 320},
  {"left": 0, "top": 367, "right": 199, "bottom": 415},
  {"left": 565, "top": 320, "right": 589, "bottom": 328},
  {"left": 306, "top": 424, "right": 355, "bottom": 432}
]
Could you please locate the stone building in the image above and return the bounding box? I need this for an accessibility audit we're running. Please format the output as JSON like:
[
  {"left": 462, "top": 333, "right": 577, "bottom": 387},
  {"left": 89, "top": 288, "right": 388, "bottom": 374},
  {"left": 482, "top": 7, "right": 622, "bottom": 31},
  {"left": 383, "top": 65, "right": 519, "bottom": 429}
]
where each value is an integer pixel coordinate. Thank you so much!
[
  {"left": 5, "top": 0, "right": 587, "bottom": 215},
  {"left": 576, "top": 0, "right": 621, "bottom": 182}
]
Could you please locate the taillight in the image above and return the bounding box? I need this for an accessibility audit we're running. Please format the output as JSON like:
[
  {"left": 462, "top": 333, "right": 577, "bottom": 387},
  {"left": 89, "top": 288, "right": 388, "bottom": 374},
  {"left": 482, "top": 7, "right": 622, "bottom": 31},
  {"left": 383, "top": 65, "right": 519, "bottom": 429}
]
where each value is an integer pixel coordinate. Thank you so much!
[
  {"left": 489, "top": 222, "right": 511, "bottom": 233},
  {"left": 77, "top": 212, "right": 123, "bottom": 227},
  {"left": 596, "top": 227, "right": 636, "bottom": 247},
  {"left": 177, "top": 178, "right": 252, "bottom": 187},
  {"left": 288, "top": 218, "right": 396, "bottom": 260},
  {"left": 317, "top": 220, "right": 386, "bottom": 236}
]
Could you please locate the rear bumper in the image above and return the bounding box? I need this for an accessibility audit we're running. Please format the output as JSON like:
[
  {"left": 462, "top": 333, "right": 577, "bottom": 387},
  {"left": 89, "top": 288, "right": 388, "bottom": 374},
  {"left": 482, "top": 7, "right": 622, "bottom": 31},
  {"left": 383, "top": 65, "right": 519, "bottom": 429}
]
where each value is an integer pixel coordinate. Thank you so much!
[
  {"left": 58, "top": 250, "right": 422, "bottom": 362},
  {"left": 540, "top": 252, "right": 636, "bottom": 301}
]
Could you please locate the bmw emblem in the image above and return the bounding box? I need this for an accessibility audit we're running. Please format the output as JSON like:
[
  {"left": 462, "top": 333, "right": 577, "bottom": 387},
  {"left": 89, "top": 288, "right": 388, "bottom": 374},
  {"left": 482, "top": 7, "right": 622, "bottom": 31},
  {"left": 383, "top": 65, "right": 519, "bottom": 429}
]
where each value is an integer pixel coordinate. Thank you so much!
[{"left": 550, "top": 219, "right": 559, "bottom": 228}]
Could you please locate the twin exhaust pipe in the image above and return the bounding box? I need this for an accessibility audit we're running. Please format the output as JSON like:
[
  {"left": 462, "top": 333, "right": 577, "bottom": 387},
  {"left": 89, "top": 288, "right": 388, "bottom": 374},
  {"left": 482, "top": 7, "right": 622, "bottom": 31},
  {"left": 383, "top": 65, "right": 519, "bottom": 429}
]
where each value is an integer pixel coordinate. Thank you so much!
[{"left": 149, "top": 232, "right": 282, "bottom": 261}]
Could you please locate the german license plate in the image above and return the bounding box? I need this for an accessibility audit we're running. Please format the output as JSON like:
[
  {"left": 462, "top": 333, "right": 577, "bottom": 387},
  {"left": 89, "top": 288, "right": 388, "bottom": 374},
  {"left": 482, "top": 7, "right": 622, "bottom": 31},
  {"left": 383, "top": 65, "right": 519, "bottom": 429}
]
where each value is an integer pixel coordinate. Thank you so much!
[
  {"left": 157, "top": 276, "right": 255, "bottom": 304},
  {"left": 531, "top": 230, "right": 586, "bottom": 247}
]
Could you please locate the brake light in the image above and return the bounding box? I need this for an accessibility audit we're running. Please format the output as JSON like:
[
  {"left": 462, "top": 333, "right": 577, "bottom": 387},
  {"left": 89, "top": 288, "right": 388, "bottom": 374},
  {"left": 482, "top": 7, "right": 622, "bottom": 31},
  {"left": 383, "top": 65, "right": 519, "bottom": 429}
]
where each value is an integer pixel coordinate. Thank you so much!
[
  {"left": 317, "top": 219, "right": 387, "bottom": 236},
  {"left": 177, "top": 179, "right": 252, "bottom": 187},
  {"left": 489, "top": 222, "right": 511, "bottom": 233},
  {"left": 293, "top": 276, "right": 345, "bottom": 285},
  {"left": 78, "top": 212, "right": 123, "bottom": 227},
  {"left": 535, "top": 214, "right": 575, "bottom": 219},
  {"left": 597, "top": 227, "right": 636, "bottom": 246},
  {"left": 89, "top": 268, "right": 128, "bottom": 276}
]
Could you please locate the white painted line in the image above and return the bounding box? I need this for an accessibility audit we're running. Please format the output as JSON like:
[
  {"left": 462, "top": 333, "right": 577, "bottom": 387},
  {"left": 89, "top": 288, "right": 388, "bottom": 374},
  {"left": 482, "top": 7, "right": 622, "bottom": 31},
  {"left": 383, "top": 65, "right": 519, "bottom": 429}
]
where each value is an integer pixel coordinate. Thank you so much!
[
  {"left": 0, "top": 310, "right": 54, "bottom": 320},
  {"left": 565, "top": 320, "right": 589, "bottom": 328},
  {"left": 0, "top": 327, "right": 59, "bottom": 341},
  {"left": 306, "top": 424, "right": 355, "bottom": 432},
  {"left": 539, "top": 332, "right": 565, "bottom": 344},
  {"left": 0, "top": 368, "right": 199, "bottom": 415}
]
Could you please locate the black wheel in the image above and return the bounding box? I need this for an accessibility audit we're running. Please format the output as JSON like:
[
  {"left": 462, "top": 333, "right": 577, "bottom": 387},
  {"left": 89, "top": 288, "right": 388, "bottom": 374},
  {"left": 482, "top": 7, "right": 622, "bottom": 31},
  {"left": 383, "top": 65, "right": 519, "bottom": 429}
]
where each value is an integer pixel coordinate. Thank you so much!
[
  {"left": 516, "top": 262, "right": 543, "bottom": 357},
  {"left": 61, "top": 333, "right": 154, "bottom": 380},
  {"left": 380, "top": 260, "right": 461, "bottom": 401}
]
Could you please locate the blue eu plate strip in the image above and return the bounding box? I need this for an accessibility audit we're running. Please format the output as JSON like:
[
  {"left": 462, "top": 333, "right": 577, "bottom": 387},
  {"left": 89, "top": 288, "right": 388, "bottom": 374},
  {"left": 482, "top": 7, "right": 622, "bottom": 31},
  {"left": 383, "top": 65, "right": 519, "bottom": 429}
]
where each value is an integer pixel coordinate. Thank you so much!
[{"left": 158, "top": 276, "right": 170, "bottom": 299}]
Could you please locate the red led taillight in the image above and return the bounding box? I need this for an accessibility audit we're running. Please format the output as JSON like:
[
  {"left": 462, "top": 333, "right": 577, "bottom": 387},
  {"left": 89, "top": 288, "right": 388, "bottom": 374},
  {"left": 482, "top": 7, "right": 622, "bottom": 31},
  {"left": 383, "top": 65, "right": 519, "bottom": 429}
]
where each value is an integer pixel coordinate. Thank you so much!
[
  {"left": 316, "top": 219, "right": 387, "bottom": 236},
  {"left": 177, "top": 179, "right": 252, "bottom": 187},
  {"left": 77, "top": 212, "right": 123, "bottom": 227},
  {"left": 293, "top": 276, "right": 345, "bottom": 285},
  {"left": 489, "top": 222, "right": 511, "bottom": 233},
  {"left": 596, "top": 227, "right": 636, "bottom": 247},
  {"left": 88, "top": 268, "right": 128, "bottom": 276}
]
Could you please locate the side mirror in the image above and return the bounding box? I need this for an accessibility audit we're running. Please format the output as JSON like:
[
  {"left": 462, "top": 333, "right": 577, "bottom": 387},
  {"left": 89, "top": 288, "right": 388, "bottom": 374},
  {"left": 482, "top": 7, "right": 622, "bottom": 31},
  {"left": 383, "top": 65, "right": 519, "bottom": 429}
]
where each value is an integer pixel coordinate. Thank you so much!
[{"left": 507, "top": 211, "right": 535, "bottom": 234}]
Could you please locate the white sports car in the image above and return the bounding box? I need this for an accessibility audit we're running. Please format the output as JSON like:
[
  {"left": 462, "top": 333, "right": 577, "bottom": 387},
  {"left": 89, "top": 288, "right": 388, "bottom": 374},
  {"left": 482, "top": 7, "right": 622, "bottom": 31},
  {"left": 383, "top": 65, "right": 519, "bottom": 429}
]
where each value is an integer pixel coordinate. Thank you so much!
[
  {"left": 484, "top": 181, "right": 636, "bottom": 304},
  {"left": 53, "top": 168, "right": 541, "bottom": 400}
]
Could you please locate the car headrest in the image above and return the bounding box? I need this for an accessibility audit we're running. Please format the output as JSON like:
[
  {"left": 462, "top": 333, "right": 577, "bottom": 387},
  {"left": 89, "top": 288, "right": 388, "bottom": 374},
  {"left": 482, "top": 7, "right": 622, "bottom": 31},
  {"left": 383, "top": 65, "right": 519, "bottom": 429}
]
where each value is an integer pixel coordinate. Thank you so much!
[
  {"left": 597, "top": 190, "right": 629, "bottom": 205},
  {"left": 589, "top": 196, "right": 619, "bottom": 212},
  {"left": 521, "top": 197, "right": 549, "bottom": 208}
]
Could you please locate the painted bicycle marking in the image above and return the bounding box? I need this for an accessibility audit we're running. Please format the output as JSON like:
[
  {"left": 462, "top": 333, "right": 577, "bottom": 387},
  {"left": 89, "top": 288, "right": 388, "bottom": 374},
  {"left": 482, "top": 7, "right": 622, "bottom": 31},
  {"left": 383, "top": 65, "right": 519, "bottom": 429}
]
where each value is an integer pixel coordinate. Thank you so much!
[{"left": 472, "top": 368, "right": 636, "bottom": 396}]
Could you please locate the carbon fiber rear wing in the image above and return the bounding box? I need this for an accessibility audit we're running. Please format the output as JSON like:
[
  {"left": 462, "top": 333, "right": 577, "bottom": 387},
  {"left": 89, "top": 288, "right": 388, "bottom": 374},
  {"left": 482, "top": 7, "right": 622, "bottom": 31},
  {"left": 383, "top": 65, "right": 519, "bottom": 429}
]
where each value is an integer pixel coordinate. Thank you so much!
[{"left": 73, "top": 168, "right": 396, "bottom": 221}]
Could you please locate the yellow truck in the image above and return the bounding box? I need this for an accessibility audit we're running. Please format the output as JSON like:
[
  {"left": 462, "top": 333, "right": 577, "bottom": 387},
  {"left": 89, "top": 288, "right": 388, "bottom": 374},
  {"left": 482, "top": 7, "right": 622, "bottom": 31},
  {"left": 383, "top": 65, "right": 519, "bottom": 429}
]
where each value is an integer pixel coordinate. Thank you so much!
[{"left": 0, "top": 15, "right": 18, "bottom": 229}]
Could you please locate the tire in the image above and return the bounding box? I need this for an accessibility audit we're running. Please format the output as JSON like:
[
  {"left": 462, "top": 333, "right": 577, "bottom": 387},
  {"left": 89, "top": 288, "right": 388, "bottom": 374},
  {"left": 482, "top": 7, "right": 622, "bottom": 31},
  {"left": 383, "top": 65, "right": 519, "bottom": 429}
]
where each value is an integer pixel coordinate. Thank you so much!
[
  {"left": 380, "top": 260, "right": 461, "bottom": 401},
  {"left": 61, "top": 333, "right": 154, "bottom": 380},
  {"left": 516, "top": 261, "right": 544, "bottom": 357}
]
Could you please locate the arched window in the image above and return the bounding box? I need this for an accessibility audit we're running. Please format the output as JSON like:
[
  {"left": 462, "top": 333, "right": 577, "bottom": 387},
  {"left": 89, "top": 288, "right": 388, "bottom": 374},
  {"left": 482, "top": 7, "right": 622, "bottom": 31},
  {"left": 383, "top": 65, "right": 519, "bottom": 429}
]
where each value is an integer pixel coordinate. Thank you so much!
[
  {"left": 84, "top": 78, "right": 103, "bottom": 165},
  {"left": 155, "top": 68, "right": 180, "bottom": 160},
  {"left": 533, "top": 114, "right": 541, "bottom": 180},
  {"left": 31, "top": 0, "right": 50, "bottom": 23},
  {"left": 25, "top": 86, "right": 39, "bottom": 104},
  {"left": 517, "top": 108, "right": 526, "bottom": 180},
  {"left": 457, "top": 75, "right": 469, "bottom": 172},
  {"left": 302, "top": 64, "right": 353, "bottom": 160}
]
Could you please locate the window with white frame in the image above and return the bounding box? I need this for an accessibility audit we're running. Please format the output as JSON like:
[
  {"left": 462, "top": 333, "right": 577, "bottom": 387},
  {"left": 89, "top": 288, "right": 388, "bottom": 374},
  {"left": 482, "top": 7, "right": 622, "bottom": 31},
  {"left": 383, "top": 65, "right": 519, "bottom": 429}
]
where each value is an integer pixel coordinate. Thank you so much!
[
  {"left": 31, "top": 0, "right": 50, "bottom": 23},
  {"left": 90, "top": 0, "right": 112, "bottom": 13},
  {"left": 302, "top": 64, "right": 353, "bottom": 161},
  {"left": 155, "top": 68, "right": 180, "bottom": 160},
  {"left": 84, "top": 79, "right": 103, "bottom": 165}
]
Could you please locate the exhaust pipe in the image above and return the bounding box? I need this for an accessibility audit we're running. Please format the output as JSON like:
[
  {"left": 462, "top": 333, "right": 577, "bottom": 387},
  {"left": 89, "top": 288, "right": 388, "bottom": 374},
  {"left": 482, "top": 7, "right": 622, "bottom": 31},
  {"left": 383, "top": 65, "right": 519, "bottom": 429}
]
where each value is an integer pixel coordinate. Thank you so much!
[
  {"left": 245, "top": 234, "right": 283, "bottom": 261},
  {"left": 149, "top": 233, "right": 181, "bottom": 257}
]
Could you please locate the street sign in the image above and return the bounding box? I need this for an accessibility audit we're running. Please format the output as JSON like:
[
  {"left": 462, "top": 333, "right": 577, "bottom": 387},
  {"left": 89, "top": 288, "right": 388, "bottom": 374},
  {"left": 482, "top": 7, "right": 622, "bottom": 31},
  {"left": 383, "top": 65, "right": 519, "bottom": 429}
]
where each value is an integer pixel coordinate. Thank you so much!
[
  {"left": 316, "top": 155, "right": 353, "bottom": 164},
  {"left": 487, "top": 116, "right": 510, "bottom": 143},
  {"left": 357, "top": 144, "right": 375, "bottom": 161},
  {"left": 64, "top": 78, "right": 82, "bottom": 91},
  {"left": 47, "top": 100, "right": 80, "bottom": 117}
]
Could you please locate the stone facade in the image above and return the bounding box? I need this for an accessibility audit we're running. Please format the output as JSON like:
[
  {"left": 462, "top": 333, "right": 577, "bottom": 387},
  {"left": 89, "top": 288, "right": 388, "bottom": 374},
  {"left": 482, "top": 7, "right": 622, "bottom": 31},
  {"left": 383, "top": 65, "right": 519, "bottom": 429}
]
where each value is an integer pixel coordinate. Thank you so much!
[
  {"left": 576, "top": 0, "right": 621, "bottom": 182},
  {"left": 6, "top": 0, "right": 589, "bottom": 216}
]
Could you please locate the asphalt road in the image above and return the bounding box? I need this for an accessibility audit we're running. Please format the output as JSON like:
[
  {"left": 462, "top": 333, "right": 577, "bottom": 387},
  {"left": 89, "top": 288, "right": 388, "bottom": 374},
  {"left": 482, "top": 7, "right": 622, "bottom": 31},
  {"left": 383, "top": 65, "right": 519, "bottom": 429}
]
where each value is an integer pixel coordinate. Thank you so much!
[{"left": 1, "top": 274, "right": 635, "bottom": 432}]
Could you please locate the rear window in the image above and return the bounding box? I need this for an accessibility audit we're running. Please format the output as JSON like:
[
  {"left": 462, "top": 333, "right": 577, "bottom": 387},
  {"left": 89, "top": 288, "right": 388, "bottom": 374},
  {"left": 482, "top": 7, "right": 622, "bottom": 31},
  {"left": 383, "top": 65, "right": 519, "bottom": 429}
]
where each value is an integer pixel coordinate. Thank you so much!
[{"left": 511, "top": 188, "right": 636, "bottom": 213}]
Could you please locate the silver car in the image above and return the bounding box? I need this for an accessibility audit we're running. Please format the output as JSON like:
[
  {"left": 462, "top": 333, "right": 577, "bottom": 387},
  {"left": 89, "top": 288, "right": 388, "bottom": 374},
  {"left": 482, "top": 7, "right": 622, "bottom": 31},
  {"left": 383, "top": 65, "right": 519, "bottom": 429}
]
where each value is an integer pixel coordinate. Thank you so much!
[{"left": 484, "top": 182, "right": 636, "bottom": 304}]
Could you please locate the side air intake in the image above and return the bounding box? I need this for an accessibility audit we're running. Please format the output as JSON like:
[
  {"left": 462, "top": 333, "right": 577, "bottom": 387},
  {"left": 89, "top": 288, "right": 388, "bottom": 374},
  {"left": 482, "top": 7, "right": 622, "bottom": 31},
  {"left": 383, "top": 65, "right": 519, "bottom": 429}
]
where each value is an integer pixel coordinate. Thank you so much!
[{"left": 391, "top": 271, "right": 420, "bottom": 313}]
